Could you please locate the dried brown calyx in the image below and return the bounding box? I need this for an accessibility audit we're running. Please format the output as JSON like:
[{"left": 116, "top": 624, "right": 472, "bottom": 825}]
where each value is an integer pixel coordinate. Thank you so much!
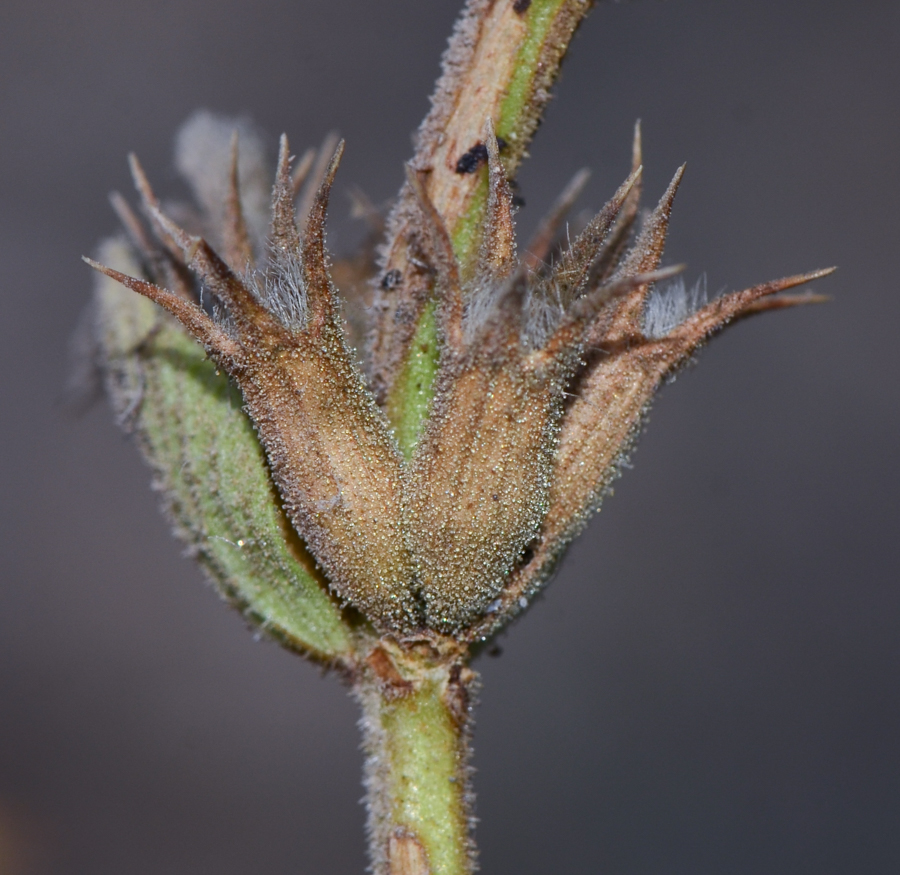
[{"left": 87, "top": 115, "right": 831, "bottom": 643}]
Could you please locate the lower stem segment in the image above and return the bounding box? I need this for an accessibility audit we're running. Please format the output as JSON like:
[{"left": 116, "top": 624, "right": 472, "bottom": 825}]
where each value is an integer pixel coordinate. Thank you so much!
[{"left": 355, "top": 641, "right": 477, "bottom": 875}]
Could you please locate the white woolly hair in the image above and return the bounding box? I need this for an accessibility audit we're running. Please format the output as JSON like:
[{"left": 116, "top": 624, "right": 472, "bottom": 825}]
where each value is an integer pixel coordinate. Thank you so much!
[
  {"left": 523, "top": 281, "right": 566, "bottom": 350},
  {"left": 175, "top": 110, "right": 272, "bottom": 256},
  {"left": 460, "top": 271, "right": 567, "bottom": 351},
  {"left": 642, "top": 273, "right": 708, "bottom": 339},
  {"left": 244, "top": 252, "right": 309, "bottom": 331},
  {"left": 461, "top": 277, "right": 506, "bottom": 344}
]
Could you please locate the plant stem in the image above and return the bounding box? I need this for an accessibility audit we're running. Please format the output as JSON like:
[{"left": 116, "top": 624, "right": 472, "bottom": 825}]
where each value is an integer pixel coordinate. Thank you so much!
[
  {"left": 356, "top": 641, "right": 477, "bottom": 875},
  {"left": 358, "top": 4, "right": 596, "bottom": 864},
  {"left": 373, "top": 0, "right": 594, "bottom": 452}
]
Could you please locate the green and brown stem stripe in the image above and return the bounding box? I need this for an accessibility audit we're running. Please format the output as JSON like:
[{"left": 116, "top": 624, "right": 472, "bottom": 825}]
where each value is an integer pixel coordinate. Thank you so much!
[
  {"left": 358, "top": 645, "right": 476, "bottom": 875},
  {"left": 373, "top": 0, "right": 594, "bottom": 457}
]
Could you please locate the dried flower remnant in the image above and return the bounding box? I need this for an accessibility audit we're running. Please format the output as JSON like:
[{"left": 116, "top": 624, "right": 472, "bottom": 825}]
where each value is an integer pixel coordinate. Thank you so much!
[{"left": 84, "top": 1, "right": 832, "bottom": 872}]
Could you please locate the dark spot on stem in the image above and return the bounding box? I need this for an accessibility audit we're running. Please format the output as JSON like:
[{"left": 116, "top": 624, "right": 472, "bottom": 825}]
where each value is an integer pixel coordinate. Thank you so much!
[
  {"left": 513, "top": 0, "right": 532, "bottom": 14},
  {"left": 380, "top": 269, "right": 402, "bottom": 290},
  {"left": 455, "top": 143, "right": 488, "bottom": 174},
  {"left": 455, "top": 138, "right": 509, "bottom": 174}
]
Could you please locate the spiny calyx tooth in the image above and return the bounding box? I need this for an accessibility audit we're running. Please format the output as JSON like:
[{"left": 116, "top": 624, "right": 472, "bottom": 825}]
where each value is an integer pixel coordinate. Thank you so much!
[
  {"left": 93, "top": 124, "right": 834, "bottom": 643},
  {"left": 91, "top": 151, "right": 420, "bottom": 633}
]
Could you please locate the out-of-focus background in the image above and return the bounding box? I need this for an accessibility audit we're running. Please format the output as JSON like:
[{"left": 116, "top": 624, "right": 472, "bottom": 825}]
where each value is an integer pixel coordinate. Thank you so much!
[{"left": 1, "top": 1, "right": 898, "bottom": 872}]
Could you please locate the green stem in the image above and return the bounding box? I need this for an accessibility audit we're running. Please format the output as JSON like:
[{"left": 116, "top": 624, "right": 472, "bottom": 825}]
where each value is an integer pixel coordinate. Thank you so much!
[
  {"left": 451, "top": 0, "right": 578, "bottom": 269},
  {"left": 357, "top": 647, "right": 475, "bottom": 875}
]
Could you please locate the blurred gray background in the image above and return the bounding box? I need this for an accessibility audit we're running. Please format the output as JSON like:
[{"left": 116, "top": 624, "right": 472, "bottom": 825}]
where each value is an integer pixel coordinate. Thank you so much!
[{"left": 1, "top": 1, "right": 898, "bottom": 872}]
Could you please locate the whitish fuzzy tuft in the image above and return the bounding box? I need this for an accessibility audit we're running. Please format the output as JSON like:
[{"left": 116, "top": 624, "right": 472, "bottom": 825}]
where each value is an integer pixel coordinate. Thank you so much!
[
  {"left": 522, "top": 278, "right": 566, "bottom": 349},
  {"left": 175, "top": 110, "right": 271, "bottom": 255},
  {"left": 643, "top": 274, "right": 708, "bottom": 339},
  {"left": 245, "top": 252, "right": 309, "bottom": 330}
]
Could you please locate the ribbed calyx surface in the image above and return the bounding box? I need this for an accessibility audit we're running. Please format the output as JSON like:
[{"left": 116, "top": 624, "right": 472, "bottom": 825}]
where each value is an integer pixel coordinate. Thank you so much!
[{"left": 89, "top": 114, "right": 830, "bottom": 644}]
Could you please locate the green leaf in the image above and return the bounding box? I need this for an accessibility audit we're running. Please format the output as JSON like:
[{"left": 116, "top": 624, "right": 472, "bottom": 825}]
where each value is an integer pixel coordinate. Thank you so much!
[{"left": 94, "top": 239, "right": 354, "bottom": 662}]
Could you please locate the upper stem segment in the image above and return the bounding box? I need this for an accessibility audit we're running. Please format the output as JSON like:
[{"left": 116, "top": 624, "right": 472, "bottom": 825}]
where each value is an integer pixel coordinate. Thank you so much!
[{"left": 372, "top": 0, "right": 595, "bottom": 455}]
